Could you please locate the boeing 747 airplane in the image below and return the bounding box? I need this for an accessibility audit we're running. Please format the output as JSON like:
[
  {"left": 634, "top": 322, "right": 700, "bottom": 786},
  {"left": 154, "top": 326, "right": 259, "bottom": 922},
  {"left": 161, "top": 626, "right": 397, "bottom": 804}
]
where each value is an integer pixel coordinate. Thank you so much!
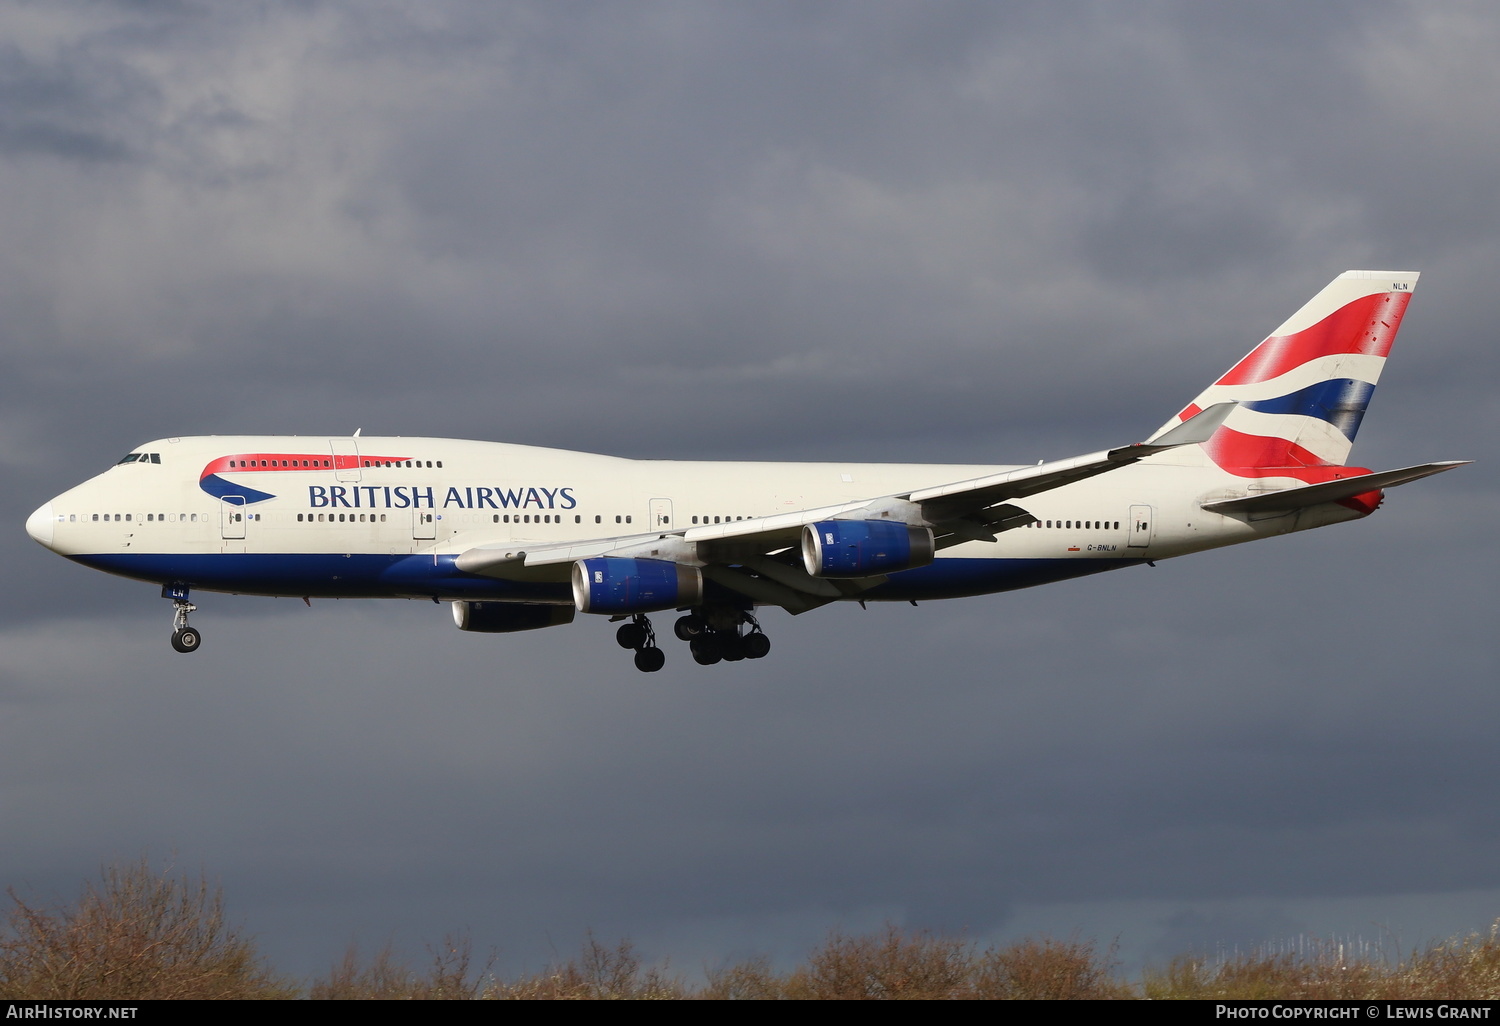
[{"left": 26, "top": 271, "right": 1466, "bottom": 670}]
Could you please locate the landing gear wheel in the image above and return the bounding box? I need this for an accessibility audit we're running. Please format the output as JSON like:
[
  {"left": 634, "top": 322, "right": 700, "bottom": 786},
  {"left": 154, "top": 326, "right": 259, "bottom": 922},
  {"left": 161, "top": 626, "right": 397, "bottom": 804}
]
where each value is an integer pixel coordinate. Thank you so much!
[
  {"left": 617, "top": 622, "right": 648, "bottom": 649},
  {"left": 674, "top": 615, "right": 706, "bottom": 641},
  {"left": 719, "top": 633, "right": 747, "bottom": 662},
  {"left": 165, "top": 588, "right": 200, "bottom": 653},
  {"left": 690, "top": 635, "right": 722, "bottom": 665},
  {"left": 742, "top": 632, "right": 770, "bottom": 659},
  {"left": 634, "top": 647, "right": 666, "bottom": 672}
]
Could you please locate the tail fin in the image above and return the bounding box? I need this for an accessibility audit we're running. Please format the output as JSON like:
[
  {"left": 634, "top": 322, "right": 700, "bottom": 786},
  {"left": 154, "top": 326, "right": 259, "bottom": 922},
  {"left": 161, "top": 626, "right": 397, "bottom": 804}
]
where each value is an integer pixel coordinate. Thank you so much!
[{"left": 1148, "top": 270, "right": 1418, "bottom": 480}]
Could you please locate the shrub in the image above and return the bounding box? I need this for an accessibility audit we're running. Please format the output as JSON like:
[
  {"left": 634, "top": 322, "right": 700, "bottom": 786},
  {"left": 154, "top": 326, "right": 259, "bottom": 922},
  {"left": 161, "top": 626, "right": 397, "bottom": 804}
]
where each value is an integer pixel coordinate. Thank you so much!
[
  {"left": 498, "top": 934, "right": 683, "bottom": 1000},
  {"left": 0, "top": 859, "right": 292, "bottom": 1000},
  {"left": 311, "top": 935, "right": 494, "bottom": 999}
]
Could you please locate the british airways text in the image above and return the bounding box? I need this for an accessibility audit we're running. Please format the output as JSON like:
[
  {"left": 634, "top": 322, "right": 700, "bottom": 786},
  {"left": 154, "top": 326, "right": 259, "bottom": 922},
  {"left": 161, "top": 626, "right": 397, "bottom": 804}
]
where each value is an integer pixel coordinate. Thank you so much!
[{"left": 307, "top": 486, "right": 577, "bottom": 510}]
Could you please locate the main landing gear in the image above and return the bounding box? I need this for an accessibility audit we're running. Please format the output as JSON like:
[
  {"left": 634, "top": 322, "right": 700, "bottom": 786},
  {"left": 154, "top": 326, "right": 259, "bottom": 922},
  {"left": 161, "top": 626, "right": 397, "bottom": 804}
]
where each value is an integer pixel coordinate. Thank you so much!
[
  {"left": 615, "top": 607, "right": 772, "bottom": 672},
  {"left": 616, "top": 613, "right": 666, "bottom": 673},
  {"left": 163, "top": 584, "right": 201, "bottom": 654},
  {"left": 675, "top": 608, "right": 770, "bottom": 667}
]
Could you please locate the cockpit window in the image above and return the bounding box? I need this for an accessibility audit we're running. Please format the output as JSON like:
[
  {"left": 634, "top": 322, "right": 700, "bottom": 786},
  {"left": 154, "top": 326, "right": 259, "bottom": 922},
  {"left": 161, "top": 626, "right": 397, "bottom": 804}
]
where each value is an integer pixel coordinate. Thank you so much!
[
  {"left": 116, "top": 454, "right": 141, "bottom": 464},
  {"left": 114, "top": 453, "right": 161, "bottom": 465}
]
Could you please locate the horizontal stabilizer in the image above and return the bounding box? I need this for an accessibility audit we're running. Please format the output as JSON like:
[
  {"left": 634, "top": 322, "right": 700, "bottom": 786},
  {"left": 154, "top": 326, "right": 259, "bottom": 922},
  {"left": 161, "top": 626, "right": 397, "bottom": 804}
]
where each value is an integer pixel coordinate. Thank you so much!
[{"left": 1201, "top": 461, "right": 1470, "bottom": 515}]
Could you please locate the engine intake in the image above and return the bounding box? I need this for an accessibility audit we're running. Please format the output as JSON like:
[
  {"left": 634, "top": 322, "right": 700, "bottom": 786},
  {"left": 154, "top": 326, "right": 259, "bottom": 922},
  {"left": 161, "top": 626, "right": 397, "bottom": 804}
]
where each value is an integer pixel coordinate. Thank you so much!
[
  {"left": 452, "top": 601, "right": 576, "bottom": 633},
  {"left": 801, "top": 520, "right": 935, "bottom": 578},
  {"left": 572, "top": 557, "right": 704, "bottom": 614}
]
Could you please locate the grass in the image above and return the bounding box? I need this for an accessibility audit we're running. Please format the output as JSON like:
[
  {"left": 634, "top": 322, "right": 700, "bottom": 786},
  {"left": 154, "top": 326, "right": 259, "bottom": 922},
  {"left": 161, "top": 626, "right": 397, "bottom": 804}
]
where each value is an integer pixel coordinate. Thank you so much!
[{"left": 5, "top": 861, "right": 1500, "bottom": 999}]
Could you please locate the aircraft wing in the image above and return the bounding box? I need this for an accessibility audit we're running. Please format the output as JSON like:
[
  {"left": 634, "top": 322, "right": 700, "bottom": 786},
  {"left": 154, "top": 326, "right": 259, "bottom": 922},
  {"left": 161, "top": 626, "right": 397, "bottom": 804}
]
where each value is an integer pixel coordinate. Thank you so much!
[{"left": 454, "top": 404, "right": 1237, "bottom": 610}]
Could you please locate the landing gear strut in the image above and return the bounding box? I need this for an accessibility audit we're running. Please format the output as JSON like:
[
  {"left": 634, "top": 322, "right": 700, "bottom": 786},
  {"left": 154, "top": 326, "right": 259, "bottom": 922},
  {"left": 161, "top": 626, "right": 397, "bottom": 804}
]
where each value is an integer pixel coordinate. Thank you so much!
[
  {"left": 163, "top": 584, "right": 201, "bottom": 654},
  {"left": 616, "top": 614, "right": 665, "bottom": 672}
]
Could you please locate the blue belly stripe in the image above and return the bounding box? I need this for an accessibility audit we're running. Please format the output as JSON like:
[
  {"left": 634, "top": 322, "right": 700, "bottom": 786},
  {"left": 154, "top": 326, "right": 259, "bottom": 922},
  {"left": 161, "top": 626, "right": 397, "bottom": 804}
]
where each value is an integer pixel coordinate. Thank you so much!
[{"left": 69, "top": 551, "right": 1146, "bottom": 603}]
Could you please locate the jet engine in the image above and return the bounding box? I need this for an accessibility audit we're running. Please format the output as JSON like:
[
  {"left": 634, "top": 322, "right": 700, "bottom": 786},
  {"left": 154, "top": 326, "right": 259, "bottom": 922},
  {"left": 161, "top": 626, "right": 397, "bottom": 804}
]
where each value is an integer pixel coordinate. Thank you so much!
[
  {"left": 452, "top": 601, "right": 576, "bottom": 633},
  {"left": 801, "top": 520, "right": 935, "bottom": 578},
  {"left": 571, "top": 557, "right": 704, "bottom": 614}
]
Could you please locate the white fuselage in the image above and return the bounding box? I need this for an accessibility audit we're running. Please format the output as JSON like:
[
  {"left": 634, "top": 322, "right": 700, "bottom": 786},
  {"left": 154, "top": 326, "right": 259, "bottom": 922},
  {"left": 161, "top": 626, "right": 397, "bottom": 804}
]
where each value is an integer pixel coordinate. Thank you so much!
[{"left": 29, "top": 434, "right": 1364, "bottom": 606}]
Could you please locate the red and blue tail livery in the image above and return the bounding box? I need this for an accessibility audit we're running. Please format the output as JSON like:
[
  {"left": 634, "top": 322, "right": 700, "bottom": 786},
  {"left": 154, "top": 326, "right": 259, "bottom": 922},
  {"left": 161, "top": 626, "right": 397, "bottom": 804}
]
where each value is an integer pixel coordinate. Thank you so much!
[
  {"left": 1151, "top": 270, "right": 1416, "bottom": 482},
  {"left": 27, "top": 271, "right": 1466, "bottom": 670}
]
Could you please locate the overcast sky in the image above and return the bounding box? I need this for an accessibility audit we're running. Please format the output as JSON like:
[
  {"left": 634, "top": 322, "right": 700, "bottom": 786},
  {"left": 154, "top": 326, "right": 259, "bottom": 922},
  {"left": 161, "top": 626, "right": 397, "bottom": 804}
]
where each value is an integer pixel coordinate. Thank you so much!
[{"left": 2, "top": 0, "right": 1496, "bottom": 980}]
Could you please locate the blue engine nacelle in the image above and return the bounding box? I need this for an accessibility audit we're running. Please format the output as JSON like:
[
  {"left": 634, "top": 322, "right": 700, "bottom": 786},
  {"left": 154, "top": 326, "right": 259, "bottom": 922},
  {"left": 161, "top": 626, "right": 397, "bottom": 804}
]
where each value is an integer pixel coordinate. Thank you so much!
[
  {"left": 571, "top": 557, "right": 704, "bottom": 614},
  {"left": 452, "top": 601, "right": 576, "bottom": 633},
  {"left": 801, "top": 519, "right": 935, "bottom": 578}
]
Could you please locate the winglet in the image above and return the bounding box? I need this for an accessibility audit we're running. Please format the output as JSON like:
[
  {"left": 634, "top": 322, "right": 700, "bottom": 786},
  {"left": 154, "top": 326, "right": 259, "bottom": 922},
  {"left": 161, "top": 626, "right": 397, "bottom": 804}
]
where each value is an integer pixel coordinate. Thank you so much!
[{"left": 1109, "top": 402, "right": 1237, "bottom": 462}]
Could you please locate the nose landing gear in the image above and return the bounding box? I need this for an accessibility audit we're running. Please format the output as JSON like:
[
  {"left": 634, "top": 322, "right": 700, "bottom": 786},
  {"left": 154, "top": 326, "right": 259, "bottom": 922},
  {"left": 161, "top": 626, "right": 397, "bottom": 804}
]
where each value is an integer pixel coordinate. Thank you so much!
[{"left": 163, "top": 584, "right": 201, "bottom": 654}]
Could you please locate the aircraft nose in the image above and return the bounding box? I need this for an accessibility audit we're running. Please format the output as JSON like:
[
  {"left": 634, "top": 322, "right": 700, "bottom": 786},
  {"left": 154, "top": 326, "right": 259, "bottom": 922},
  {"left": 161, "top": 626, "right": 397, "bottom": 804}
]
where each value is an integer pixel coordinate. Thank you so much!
[{"left": 26, "top": 501, "right": 55, "bottom": 549}]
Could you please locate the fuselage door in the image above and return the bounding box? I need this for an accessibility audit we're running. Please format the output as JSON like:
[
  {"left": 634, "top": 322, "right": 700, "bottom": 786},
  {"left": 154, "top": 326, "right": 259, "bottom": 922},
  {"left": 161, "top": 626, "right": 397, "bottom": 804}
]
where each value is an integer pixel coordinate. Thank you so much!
[
  {"left": 413, "top": 509, "right": 436, "bottom": 540},
  {"left": 1127, "top": 504, "right": 1154, "bottom": 548},
  {"left": 221, "top": 496, "right": 247, "bottom": 539},
  {"left": 649, "top": 498, "right": 673, "bottom": 530},
  {"left": 330, "top": 436, "right": 361, "bottom": 483}
]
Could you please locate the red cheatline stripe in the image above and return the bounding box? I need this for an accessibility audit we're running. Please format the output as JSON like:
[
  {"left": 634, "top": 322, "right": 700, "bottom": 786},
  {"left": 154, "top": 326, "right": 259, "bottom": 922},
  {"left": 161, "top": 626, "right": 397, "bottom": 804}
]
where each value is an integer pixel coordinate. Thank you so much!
[{"left": 200, "top": 453, "right": 410, "bottom": 479}]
